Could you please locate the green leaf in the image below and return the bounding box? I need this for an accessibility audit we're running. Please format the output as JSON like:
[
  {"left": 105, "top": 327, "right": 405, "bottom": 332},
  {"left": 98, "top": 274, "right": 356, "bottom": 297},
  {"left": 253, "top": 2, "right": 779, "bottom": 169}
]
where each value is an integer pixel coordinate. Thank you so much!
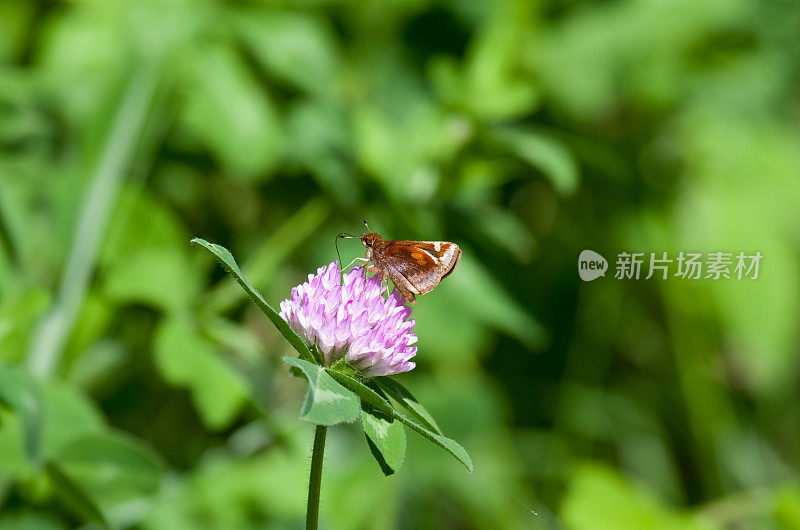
[
  {"left": 103, "top": 246, "right": 198, "bottom": 313},
  {"left": 493, "top": 126, "right": 579, "bottom": 196},
  {"left": 282, "top": 357, "right": 360, "bottom": 426},
  {"left": 0, "top": 288, "right": 50, "bottom": 363},
  {"left": 361, "top": 405, "right": 406, "bottom": 476},
  {"left": 191, "top": 238, "right": 313, "bottom": 360},
  {"left": 394, "top": 411, "right": 473, "bottom": 473},
  {"left": 39, "top": 378, "right": 104, "bottom": 458},
  {"left": 181, "top": 41, "right": 284, "bottom": 180},
  {"left": 51, "top": 431, "right": 163, "bottom": 526},
  {"left": 562, "top": 464, "right": 711, "bottom": 530},
  {"left": 0, "top": 1, "right": 33, "bottom": 65},
  {"left": 102, "top": 191, "right": 187, "bottom": 268},
  {"left": 45, "top": 462, "right": 108, "bottom": 527},
  {"left": 0, "top": 410, "right": 31, "bottom": 479},
  {"left": 285, "top": 103, "right": 358, "bottom": 205},
  {"left": 0, "top": 511, "right": 67, "bottom": 530},
  {"left": 328, "top": 370, "right": 473, "bottom": 472},
  {"left": 37, "top": 1, "right": 128, "bottom": 127},
  {"left": 232, "top": 9, "right": 338, "bottom": 96},
  {"left": 327, "top": 371, "right": 395, "bottom": 416},
  {"left": 0, "top": 374, "right": 106, "bottom": 480},
  {"left": 375, "top": 377, "right": 442, "bottom": 435},
  {"left": 154, "top": 318, "right": 247, "bottom": 429},
  {"left": 0, "top": 365, "right": 42, "bottom": 464}
]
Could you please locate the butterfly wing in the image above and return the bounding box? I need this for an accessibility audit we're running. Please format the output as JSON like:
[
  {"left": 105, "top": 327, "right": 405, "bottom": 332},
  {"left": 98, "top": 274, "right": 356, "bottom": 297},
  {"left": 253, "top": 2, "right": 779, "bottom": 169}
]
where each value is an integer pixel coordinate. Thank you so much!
[{"left": 380, "top": 241, "right": 461, "bottom": 296}]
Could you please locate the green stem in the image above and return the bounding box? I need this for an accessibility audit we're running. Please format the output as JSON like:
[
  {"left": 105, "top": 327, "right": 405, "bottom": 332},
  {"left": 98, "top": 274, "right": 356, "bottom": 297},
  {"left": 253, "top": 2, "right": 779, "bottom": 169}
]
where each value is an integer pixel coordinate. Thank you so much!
[{"left": 306, "top": 425, "right": 327, "bottom": 530}]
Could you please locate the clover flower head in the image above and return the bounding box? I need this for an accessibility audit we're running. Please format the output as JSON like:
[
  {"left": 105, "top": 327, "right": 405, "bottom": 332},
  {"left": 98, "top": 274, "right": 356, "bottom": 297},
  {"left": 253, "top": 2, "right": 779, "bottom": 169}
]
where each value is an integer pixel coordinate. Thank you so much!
[{"left": 278, "top": 261, "right": 417, "bottom": 377}]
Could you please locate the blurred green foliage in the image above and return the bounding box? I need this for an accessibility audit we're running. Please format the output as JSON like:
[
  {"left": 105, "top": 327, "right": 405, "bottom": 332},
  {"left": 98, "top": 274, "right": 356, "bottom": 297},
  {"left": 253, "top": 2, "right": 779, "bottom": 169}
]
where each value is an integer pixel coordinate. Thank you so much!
[{"left": 1, "top": 0, "right": 799, "bottom": 528}]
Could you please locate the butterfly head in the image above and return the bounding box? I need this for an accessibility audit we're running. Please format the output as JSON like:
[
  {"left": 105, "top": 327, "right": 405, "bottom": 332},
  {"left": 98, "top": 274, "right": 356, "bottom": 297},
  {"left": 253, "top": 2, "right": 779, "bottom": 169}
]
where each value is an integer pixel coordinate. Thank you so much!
[{"left": 360, "top": 233, "right": 382, "bottom": 248}]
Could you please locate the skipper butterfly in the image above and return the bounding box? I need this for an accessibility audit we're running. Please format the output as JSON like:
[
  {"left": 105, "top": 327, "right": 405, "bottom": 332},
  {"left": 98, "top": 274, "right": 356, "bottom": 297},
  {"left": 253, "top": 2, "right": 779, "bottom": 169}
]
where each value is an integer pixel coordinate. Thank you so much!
[{"left": 340, "top": 221, "right": 461, "bottom": 304}]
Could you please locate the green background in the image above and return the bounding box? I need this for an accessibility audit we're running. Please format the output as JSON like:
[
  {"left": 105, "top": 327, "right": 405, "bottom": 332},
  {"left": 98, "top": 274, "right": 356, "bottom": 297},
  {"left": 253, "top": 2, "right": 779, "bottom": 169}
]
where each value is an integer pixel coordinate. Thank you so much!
[{"left": 1, "top": 0, "right": 799, "bottom": 528}]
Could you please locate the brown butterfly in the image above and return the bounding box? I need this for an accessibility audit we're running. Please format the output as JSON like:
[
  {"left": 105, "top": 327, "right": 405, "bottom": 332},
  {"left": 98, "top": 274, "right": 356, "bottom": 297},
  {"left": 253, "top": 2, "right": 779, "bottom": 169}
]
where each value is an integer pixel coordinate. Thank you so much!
[{"left": 339, "top": 221, "right": 461, "bottom": 304}]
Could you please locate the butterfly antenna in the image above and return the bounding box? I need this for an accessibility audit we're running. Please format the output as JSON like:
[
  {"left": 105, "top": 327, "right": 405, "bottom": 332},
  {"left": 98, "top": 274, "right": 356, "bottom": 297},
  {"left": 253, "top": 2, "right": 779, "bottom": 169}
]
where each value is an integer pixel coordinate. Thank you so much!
[
  {"left": 363, "top": 219, "right": 370, "bottom": 232},
  {"left": 335, "top": 233, "right": 357, "bottom": 285},
  {"left": 335, "top": 235, "right": 344, "bottom": 285}
]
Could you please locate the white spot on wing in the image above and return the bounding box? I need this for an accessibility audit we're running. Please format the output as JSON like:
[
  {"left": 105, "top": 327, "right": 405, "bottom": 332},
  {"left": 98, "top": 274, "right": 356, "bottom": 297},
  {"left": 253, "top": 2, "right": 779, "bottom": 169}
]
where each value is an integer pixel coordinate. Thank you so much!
[
  {"left": 434, "top": 242, "right": 441, "bottom": 252},
  {"left": 441, "top": 245, "right": 455, "bottom": 265},
  {"left": 419, "top": 248, "right": 437, "bottom": 262}
]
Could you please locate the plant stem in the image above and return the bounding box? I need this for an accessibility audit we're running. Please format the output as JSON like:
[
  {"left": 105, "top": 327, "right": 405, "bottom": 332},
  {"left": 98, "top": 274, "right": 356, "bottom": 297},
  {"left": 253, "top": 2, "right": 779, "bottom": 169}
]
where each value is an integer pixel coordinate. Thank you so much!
[{"left": 306, "top": 425, "right": 327, "bottom": 530}]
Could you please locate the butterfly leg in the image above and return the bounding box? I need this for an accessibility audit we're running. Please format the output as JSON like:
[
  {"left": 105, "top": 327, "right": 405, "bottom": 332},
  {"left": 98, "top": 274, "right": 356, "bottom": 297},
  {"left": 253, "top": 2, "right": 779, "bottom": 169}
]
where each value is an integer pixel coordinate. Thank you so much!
[
  {"left": 363, "top": 263, "right": 380, "bottom": 279},
  {"left": 341, "top": 256, "right": 369, "bottom": 272},
  {"left": 377, "top": 269, "right": 390, "bottom": 291},
  {"left": 363, "top": 264, "right": 389, "bottom": 294}
]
